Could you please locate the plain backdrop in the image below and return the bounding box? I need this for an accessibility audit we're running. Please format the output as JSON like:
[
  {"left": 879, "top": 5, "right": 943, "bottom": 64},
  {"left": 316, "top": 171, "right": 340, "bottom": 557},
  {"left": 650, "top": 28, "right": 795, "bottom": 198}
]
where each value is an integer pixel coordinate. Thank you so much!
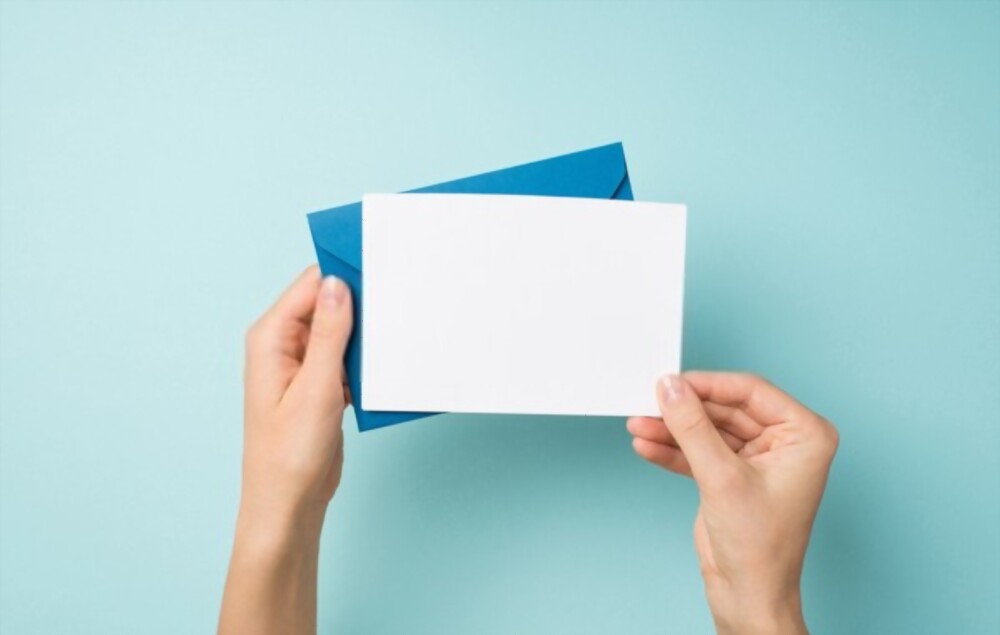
[{"left": 1, "top": 2, "right": 997, "bottom": 633}]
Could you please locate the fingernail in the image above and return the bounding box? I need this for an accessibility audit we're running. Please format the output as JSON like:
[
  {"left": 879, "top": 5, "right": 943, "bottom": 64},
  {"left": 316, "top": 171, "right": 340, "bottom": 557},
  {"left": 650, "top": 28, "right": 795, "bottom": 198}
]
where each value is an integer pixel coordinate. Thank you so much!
[
  {"left": 659, "top": 374, "right": 685, "bottom": 403},
  {"left": 321, "top": 276, "right": 346, "bottom": 308}
]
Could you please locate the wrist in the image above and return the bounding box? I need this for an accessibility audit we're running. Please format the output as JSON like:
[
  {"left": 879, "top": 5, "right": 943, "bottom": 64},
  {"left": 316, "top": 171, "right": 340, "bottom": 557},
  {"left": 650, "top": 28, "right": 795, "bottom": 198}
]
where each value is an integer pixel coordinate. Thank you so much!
[
  {"left": 233, "top": 492, "right": 327, "bottom": 561},
  {"left": 707, "top": 584, "right": 807, "bottom": 635},
  {"left": 220, "top": 492, "right": 326, "bottom": 635}
]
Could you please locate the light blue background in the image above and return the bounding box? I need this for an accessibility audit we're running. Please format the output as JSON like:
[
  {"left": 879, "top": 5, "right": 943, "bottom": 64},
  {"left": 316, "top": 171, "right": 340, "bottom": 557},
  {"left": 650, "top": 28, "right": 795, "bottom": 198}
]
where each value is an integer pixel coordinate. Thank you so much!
[{"left": 1, "top": 1, "right": 998, "bottom": 633}]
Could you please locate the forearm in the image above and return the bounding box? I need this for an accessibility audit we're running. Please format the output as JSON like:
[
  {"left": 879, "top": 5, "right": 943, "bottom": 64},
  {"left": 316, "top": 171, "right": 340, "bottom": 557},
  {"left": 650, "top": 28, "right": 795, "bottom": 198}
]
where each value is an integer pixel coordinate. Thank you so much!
[
  {"left": 707, "top": 582, "right": 808, "bottom": 635},
  {"left": 218, "top": 502, "right": 326, "bottom": 635}
]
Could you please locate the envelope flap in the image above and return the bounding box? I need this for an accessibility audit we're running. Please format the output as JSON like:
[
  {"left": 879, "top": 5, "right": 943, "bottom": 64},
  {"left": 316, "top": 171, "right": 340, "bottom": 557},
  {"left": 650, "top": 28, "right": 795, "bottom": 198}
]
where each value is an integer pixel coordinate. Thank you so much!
[
  {"left": 411, "top": 142, "right": 628, "bottom": 198},
  {"left": 308, "top": 142, "right": 628, "bottom": 269},
  {"left": 308, "top": 202, "right": 362, "bottom": 268}
]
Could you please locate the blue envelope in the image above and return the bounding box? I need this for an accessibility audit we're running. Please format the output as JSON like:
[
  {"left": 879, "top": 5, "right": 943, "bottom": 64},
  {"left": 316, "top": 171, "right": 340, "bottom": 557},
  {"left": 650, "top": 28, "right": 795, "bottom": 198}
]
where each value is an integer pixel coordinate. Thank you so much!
[{"left": 307, "top": 142, "right": 633, "bottom": 431}]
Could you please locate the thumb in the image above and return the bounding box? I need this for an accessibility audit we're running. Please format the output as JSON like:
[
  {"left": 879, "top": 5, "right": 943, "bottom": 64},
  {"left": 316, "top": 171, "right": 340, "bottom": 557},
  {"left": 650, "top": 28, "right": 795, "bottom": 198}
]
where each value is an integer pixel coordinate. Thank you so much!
[
  {"left": 657, "top": 374, "right": 740, "bottom": 486},
  {"left": 299, "top": 275, "right": 354, "bottom": 409}
]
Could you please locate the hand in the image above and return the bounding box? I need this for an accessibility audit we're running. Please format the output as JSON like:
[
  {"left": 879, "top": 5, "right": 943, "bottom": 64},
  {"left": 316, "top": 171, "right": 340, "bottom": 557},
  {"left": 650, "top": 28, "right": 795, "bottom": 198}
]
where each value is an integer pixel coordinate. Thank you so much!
[
  {"left": 219, "top": 266, "right": 353, "bottom": 635},
  {"left": 627, "top": 372, "right": 838, "bottom": 635},
  {"left": 240, "top": 266, "right": 353, "bottom": 524}
]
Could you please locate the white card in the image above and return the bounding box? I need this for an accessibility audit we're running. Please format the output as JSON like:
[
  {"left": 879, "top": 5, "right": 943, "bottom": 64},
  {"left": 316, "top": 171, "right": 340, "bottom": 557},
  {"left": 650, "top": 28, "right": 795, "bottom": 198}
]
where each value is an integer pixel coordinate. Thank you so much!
[{"left": 361, "top": 193, "right": 687, "bottom": 417}]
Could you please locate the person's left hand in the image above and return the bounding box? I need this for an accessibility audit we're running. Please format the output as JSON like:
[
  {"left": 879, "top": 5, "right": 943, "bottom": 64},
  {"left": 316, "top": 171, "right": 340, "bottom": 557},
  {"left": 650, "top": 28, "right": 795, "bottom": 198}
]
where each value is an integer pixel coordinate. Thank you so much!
[
  {"left": 219, "top": 266, "right": 353, "bottom": 635},
  {"left": 241, "top": 265, "right": 353, "bottom": 524}
]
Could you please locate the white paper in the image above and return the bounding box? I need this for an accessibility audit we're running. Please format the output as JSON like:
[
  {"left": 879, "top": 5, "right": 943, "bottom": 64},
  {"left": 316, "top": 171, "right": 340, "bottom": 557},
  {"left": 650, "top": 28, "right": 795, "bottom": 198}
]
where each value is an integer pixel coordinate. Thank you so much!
[{"left": 361, "top": 193, "right": 687, "bottom": 417}]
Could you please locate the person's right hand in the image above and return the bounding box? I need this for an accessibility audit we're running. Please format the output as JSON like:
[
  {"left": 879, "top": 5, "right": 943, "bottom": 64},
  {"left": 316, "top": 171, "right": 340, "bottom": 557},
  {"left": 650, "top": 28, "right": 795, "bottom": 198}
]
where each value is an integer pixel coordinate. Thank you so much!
[{"left": 627, "top": 372, "right": 838, "bottom": 635}]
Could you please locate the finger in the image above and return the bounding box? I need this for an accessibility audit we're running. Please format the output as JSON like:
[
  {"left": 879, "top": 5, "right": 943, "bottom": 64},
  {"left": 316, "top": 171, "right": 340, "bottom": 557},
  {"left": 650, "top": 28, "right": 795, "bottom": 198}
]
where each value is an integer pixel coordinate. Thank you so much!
[
  {"left": 717, "top": 428, "right": 745, "bottom": 452},
  {"left": 657, "top": 374, "right": 741, "bottom": 486},
  {"left": 245, "top": 266, "right": 322, "bottom": 402},
  {"left": 632, "top": 438, "right": 692, "bottom": 477},
  {"left": 295, "top": 276, "right": 354, "bottom": 412},
  {"left": 627, "top": 416, "right": 674, "bottom": 444},
  {"left": 702, "top": 402, "right": 765, "bottom": 442},
  {"left": 683, "top": 371, "right": 807, "bottom": 426},
  {"left": 738, "top": 415, "right": 840, "bottom": 461},
  {"left": 260, "top": 265, "right": 323, "bottom": 332},
  {"left": 342, "top": 364, "right": 352, "bottom": 405},
  {"left": 627, "top": 415, "right": 748, "bottom": 452},
  {"left": 739, "top": 433, "right": 773, "bottom": 459}
]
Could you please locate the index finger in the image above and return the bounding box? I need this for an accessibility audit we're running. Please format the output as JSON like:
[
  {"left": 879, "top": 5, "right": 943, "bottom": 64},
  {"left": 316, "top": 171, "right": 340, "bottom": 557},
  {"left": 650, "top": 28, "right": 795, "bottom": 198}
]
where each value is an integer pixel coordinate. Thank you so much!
[
  {"left": 245, "top": 266, "right": 323, "bottom": 402},
  {"left": 259, "top": 265, "right": 323, "bottom": 329},
  {"left": 682, "top": 371, "right": 808, "bottom": 426}
]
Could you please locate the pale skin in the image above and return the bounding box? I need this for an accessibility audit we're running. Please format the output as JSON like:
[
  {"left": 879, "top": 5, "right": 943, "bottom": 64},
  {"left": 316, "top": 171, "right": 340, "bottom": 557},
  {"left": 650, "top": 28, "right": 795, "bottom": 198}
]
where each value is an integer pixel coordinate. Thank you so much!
[
  {"left": 219, "top": 267, "right": 838, "bottom": 635},
  {"left": 628, "top": 374, "right": 838, "bottom": 634}
]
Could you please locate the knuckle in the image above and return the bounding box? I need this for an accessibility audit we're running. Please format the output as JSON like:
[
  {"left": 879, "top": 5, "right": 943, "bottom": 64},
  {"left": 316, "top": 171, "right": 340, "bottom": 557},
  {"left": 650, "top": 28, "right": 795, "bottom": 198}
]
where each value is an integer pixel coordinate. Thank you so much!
[
  {"left": 245, "top": 320, "right": 267, "bottom": 351},
  {"left": 745, "top": 372, "right": 775, "bottom": 391},
  {"left": 733, "top": 372, "right": 770, "bottom": 410},
  {"left": 736, "top": 371, "right": 764, "bottom": 385},
  {"left": 698, "top": 559, "right": 719, "bottom": 580},
  {"left": 820, "top": 418, "right": 840, "bottom": 451},
  {"left": 802, "top": 415, "right": 839, "bottom": 461}
]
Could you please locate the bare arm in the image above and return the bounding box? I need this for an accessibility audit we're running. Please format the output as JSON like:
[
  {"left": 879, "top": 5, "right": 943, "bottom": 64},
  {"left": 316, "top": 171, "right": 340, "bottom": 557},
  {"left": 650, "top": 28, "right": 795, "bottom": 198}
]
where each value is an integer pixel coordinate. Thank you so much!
[
  {"left": 219, "top": 267, "right": 353, "bottom": 635},
  {"left": 628, "top": 373, "right": 838, "bottom": 635}
]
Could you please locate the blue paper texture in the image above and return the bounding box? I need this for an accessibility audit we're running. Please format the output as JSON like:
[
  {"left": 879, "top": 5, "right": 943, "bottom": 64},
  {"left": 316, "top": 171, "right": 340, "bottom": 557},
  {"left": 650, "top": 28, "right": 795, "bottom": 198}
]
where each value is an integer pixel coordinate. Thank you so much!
[{"left": 308, "top": 143, "right": 633, "bottom": 431}]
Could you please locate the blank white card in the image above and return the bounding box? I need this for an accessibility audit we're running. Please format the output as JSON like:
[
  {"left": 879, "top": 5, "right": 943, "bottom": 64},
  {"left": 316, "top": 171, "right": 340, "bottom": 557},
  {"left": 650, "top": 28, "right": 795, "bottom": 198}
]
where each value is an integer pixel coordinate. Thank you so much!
[{"left": 361, "top": 193, "right": 687, "bottom": 417}]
